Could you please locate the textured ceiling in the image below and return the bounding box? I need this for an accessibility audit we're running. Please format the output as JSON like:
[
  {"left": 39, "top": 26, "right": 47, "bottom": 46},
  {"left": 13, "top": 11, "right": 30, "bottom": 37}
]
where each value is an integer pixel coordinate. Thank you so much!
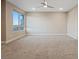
[{"left": 7, "top": 0, "right": 78, "bottom": 12}]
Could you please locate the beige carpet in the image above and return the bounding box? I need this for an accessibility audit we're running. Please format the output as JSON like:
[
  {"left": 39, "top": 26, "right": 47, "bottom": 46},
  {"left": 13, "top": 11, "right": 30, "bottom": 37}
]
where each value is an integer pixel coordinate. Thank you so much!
[{"left": 1, "top": 35, "right": 77, "bottom": 59}]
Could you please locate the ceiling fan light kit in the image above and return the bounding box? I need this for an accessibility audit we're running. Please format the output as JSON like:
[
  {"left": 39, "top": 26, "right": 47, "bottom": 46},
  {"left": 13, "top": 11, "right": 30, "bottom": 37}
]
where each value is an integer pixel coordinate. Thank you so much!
[{"left": 44, "top": 5, "right": 47, "bottom": 8}]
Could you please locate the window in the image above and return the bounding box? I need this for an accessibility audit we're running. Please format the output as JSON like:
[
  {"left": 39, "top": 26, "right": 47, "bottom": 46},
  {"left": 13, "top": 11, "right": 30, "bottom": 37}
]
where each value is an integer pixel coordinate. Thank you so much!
[
  {"left": 19, "top": 15, "right": 24, "bottom": 30},
  {"left": 12, "top": 11, "right": 24, "bottom": 31}
]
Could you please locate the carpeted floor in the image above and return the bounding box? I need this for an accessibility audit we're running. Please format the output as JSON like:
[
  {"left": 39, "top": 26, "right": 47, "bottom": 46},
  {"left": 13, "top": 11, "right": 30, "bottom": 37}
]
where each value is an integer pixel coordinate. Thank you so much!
[{"left": 1, "top": 35, "right": 78, "bottom": 59}]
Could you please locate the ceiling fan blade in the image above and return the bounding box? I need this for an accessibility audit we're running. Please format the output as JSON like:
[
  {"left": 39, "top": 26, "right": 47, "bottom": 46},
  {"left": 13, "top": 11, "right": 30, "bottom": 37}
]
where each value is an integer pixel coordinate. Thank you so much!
[
  {"left": 35, "top": 6, "right": 43, "bottom": 8},
  {"left": 47, "top": 5, "right": 54, "bottom": 8},
  {"left": 41, "top": 2, "right": 45, "bottom": 5}
]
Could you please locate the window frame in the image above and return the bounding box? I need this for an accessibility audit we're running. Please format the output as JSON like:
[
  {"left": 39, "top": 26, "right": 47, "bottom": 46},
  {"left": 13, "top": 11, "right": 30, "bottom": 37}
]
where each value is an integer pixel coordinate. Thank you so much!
[{"left": 12, "top": 10, "right": 25, "bottom": 32}]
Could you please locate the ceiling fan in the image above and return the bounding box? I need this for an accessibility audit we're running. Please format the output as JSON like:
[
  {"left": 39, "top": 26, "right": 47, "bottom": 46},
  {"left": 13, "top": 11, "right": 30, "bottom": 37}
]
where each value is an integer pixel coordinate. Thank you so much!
[{"left": 36, "top": 0, "right": 54, "bottom": 8}]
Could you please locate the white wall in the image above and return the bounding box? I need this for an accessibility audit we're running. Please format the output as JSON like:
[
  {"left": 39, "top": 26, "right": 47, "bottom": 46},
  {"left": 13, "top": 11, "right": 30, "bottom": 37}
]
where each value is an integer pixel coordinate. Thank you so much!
[
  {"left": 6, "top": 2, "right": 26, "bottom": 43},
  {"left": 67, "top": 6, "right": 78, "bottom": 39},
  {"left": 27, "top": 12, "right": 67, "bottom": 35}
]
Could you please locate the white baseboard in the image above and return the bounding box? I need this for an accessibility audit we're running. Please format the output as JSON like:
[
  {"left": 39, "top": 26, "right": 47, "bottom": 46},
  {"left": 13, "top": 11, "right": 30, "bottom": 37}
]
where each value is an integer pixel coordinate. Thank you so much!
[
  {"left": 6, "top": 34, "right": 26, "bottom": 44},
  {"left": 67, "top": 33, "right": 78, "bottom": 39},
  {"left": 26, "top": 34, "right": 66, "bottom": 36}
]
